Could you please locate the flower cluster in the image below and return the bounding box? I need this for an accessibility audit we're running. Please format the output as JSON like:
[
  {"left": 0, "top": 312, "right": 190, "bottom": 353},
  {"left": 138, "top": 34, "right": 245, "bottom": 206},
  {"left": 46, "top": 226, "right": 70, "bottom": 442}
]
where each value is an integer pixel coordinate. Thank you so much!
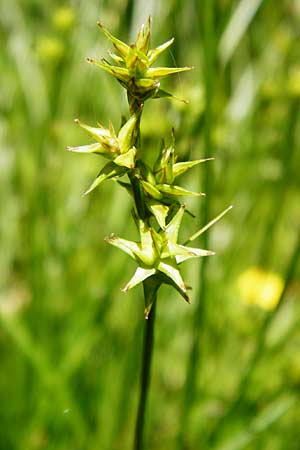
[
  {"left": 88, "top": 17, "right": 191, "bottom": 111},
  {"left": 69, "top": 19, "right": 230, "bottom": 317}
]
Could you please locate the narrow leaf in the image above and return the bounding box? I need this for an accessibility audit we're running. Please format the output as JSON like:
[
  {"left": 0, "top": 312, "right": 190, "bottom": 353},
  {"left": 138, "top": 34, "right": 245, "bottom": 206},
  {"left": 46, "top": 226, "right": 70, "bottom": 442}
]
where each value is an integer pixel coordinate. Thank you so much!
[{"left": 186, "top": 205, "right": 233, "bottom": 244}]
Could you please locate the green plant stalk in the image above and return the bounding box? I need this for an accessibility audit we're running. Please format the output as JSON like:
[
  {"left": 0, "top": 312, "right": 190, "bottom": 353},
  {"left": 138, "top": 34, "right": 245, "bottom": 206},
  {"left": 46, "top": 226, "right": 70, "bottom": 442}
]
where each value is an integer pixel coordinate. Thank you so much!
[
  {"left": 129, "top": 96, "right": 156, "bottom": 450},
  {"left": 111, "top": 322, "right": 142, "bottom": 447},
  {"left": 133, "top": 299, "right": 157, "bottom": 450},
  {"left": 177, "top": 0, "right": 216, "bottom": 447},
  {"left": 208, "top": 230, "right": 300, "bottom": 446}
]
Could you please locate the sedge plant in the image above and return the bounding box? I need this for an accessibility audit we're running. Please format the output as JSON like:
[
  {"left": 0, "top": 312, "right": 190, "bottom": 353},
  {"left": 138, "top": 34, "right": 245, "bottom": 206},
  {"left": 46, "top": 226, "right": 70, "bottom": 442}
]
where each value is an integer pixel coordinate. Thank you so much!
[{"left": 68, "top": 17, "right": 231, "bottom": 450}]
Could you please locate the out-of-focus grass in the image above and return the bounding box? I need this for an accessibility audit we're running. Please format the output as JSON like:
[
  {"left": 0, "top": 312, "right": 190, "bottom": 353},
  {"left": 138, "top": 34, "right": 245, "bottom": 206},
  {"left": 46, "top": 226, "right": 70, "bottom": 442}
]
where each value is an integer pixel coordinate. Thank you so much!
[{"left": 0, "top": 0, "right": 300, "bottom": 449}]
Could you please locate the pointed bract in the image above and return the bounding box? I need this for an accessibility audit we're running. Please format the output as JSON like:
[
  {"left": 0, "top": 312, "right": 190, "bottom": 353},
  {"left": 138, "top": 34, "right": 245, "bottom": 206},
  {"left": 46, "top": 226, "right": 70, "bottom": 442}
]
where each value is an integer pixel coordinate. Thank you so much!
[
  {"left": 173, "top": 158, "right": 214, "bottom": 179},
  {"left": 147, "top": 38, "right": 174, "bottom": 65},
  {"left": 146, "top": 66, "right": 192, "bottom": 79},
  {"left": 122, "top": 267, "right": 156, "bottom": 292},
  {"left": 66, "top": 142, "right": 103, "bottom": 154},
  {"left": 97, "top": 21, "right": 130, "bottom": 60},
  {"left": 83, "top": 162, "right": 126, "bottom": 195},
  {"left": 117, "top": 114, "right": 138, "bottom": 154}
]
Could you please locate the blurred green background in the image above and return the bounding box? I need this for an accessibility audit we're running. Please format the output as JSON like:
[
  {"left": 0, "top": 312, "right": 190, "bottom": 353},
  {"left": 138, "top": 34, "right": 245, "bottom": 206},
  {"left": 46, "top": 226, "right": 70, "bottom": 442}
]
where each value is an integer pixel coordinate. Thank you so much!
[{"left": 1, "top": 0, "right": 300, "bottom": 449}]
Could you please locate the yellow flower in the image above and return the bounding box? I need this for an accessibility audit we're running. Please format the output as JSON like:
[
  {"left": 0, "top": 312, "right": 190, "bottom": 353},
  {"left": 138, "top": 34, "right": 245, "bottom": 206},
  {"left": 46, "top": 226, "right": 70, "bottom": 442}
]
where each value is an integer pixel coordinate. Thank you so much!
[
  {"left": 237, "top": 267, "right": 284, "bottom": 311},
  {"left": 36, "top": 36, "right": 65, "bottom": 63},
  {"left": 287, "top": 67, "right": 300, "bottom": 97}
]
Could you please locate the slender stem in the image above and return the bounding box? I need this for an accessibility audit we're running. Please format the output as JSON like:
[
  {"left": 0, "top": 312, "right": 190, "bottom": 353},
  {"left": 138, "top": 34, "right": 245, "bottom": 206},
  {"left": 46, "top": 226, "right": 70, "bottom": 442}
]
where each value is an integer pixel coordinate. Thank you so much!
[
  {"left": 127, "top": 91, "right": 157, "bottom": 450},
  {"left": 133, "top": 300, "right": 157, "bottom": 450}
]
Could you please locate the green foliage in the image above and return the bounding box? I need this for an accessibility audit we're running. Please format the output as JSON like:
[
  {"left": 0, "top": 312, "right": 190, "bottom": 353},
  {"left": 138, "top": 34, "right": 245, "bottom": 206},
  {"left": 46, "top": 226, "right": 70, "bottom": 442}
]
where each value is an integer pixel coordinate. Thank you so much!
[{"left": 1, "top": 1, "right": 300, "bottom": 450}]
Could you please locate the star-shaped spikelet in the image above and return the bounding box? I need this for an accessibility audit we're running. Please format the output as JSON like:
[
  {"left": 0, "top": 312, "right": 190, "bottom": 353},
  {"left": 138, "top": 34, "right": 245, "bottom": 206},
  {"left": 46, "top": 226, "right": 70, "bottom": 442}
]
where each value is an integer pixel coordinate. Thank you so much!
[
  {"left": 67, "top": 114, "right": 139, "bottom": 195},
  {"left": 87, "top": 17, "right": 192, "bottom": 106},
  {"left": 105, "top": 205, "right": 216, "bottom": 316}
]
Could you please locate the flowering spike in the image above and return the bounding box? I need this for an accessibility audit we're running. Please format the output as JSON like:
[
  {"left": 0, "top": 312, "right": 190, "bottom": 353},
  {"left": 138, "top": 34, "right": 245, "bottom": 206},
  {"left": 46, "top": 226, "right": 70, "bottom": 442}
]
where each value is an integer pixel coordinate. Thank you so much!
[{"left": 69, "top": 19, "right": 230, "bottom": 314}]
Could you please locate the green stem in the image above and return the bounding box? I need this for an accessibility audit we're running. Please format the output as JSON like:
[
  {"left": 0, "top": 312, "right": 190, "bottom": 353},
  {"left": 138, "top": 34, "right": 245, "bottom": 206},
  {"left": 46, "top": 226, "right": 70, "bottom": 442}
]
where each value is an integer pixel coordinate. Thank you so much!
[
  {"left": 208, "top": 230, "right": 300, "bottom": 446},
  {"left": 133, "top": 300, "right": 157, "bottom": 450},
  {"left": 177, "top": 0, "right": 215, "bottom": 447}
]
